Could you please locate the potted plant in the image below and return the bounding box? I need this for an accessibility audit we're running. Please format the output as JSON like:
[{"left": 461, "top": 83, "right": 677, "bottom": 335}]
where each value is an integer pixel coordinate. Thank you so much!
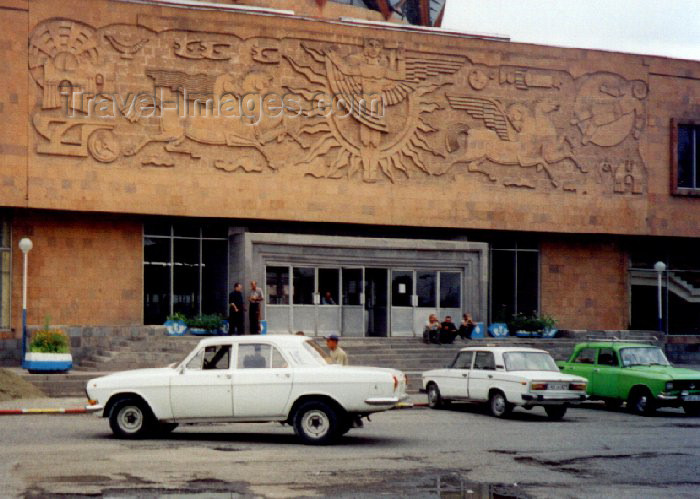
[
  {"left": 164, "top": 312, "right": 188, "bottom": 336},
  {"left": 25, "top": 317, "right": 72, "bottom": 373},
  {"left": 508, "top": 313, "right": 558, "bottom": 338},
  {"left": 540, "top": 314, "right": 559, "bottom": 338},
  {"left": 186, "top": 314, "right": 226, "bottom": 335}
]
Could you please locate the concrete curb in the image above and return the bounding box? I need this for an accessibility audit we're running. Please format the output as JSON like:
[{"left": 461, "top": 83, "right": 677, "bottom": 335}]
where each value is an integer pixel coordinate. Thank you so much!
[{"left": 0, "top": 407, "right": 90, "bottom": 415}]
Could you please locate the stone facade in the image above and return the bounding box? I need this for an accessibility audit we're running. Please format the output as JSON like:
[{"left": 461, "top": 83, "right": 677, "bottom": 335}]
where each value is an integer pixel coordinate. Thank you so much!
[{"left": 0, "top": 0, "right": 699, "bottom": 338}]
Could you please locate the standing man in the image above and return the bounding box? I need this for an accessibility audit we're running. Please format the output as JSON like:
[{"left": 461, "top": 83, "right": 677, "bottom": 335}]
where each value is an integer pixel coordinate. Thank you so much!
[
  {"left": 248, "top": 280, "right": 264, "bottom": 335},
  {"left": 228, "top": 282, "right": 245, "bottom": 335},
  {"left": 325, "top": 335, "right": 348, "bottom": 365}
]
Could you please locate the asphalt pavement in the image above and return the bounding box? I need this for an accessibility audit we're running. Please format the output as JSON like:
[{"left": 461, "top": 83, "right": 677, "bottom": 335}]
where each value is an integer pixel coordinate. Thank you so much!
[{"left": 1, "top": 396, "right": 699, "bottom": 498}]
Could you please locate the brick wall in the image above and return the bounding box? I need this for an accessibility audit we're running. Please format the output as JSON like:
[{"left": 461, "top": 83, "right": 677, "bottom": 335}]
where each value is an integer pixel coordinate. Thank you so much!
[
  {"left": 540, "top": 239, "right": 628, "bottom": 330},
  {"left": 9, "top": 211, "right": 142, "bottom": 335}
]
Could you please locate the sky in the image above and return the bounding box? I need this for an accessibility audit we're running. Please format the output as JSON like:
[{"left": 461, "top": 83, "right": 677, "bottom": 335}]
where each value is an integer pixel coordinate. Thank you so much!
[{"left": 442, "top": 0, "right": 700, "bottom": 61}]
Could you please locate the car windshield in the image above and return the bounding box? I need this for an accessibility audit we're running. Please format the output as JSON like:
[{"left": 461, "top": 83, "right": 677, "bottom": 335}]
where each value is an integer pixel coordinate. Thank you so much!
[
  {"left": 503, "top": 352, "right": 559, "bottom": 372},
  {"left": 287, "top": 339, "right": 332, "bottom": 367},
  {"left": 620, "top": 347, "right": 670, "bottom": 367}
]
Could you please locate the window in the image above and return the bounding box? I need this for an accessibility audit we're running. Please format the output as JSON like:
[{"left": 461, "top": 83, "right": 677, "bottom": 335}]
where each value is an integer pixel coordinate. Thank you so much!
[
  {"left": 490, "top": 241, "right": 539, "bottom": 322},
  {"left": 0, "top": 217, "right": 9, "bottom": 330},
  {"left": 673, "top": 121, "right": 700, "bottom": 195},
  {"left": 237, "top": 343, "right": 286, "bottom": 369},
  {"left": 392, "top": 270, "right": 413, "bottom": 307},
  {"left": 474, "top": 351, "right": 495, "bottom": 370},
  {"left": 416, "top": 271, "right": 437, "bottom": 307},
  {"left": 143, "top": 221, "right": 228, "bottom": 324},
  {"left": 597, "top": 348, "right": 618, "bottom": 367},
  {"left": 293, "top": 267, "right": 315, "bottom": 305},
  {"left": 574, "top": 348, "right": 597, "bottom": 364},
  {"left": 440, "top": 272, "right": 461, "bottom": 309},
  {"left": 203, "top": 345, "right": 231, "bottom": 370},
  {"left": 452, "top": 351, "right": 473, "bottom": 369},
  {"left": 318, "top": 268, "right": 339, "bottom": 305},
  {"left": 266, "top": 266, "right": 289, "bottom": 305}
]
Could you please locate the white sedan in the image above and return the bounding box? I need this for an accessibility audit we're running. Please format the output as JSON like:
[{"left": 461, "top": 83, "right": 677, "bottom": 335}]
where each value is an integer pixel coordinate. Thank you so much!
[
  {"left": 422, "top": 347, "right": 588, "bottom": 420},
  {"left": 86, "top": 336, "right": 407, "bottom": 444}
]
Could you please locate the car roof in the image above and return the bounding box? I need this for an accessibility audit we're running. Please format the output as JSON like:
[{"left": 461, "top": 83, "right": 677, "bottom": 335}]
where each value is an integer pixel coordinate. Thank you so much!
[
  {"left": 575, "top": 342, "right": 656, "bottom": 349},
  {"left": 458, "top": 346, "right": 548, "bottom": 354},
  {"left": 196, "top": 335, "right": 312, "bottom": 348}
]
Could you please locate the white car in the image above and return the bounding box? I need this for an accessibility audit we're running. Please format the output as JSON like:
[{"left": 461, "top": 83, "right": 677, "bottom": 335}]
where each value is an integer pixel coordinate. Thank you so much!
[
  {"left": 86, "top": 336, "right": 407, "bottom": 444},
  {"left": 422, "top": 346, "right": 588, "bottom": 420}
]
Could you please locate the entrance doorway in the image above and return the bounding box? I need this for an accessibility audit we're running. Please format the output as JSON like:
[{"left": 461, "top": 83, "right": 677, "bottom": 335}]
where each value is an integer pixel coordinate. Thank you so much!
[{"left": 365, "top": 268, "right": 388, "bottom": 337}]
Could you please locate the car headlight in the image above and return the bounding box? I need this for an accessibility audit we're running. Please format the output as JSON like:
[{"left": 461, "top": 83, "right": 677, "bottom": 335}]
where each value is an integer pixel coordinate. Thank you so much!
[{"left": 665, "top": 382, "right": 674, "bottom": 391}]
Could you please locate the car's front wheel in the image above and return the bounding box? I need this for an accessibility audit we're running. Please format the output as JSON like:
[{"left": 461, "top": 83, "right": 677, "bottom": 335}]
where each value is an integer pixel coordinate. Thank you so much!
[
  {"left": 427, "top": 383, "right": 444, "bottom": 409},
  {"left": 683, "top": 403, "right": 700, "bottom": 416},
  {"left": 488, "top": 391, "right": 512, "bottom": 418},
  {"left": 292, "top": 401, "right": 341, "bottom": 445},
  {"left": 108, "top": 398, "right": 154, "bottom": 439},
  {"left": 544, "top": 405, "right": 567, "bottom": 420},
  {"left": 628, "top": 388, "right": 656, "bottom": 416}
]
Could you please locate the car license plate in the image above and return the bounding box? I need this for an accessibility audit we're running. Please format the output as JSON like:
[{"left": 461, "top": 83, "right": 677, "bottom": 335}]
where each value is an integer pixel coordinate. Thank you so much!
[
  {"left": 548, "top": 383, "right": 568, "bottom": 391},
  {"left": 684, "top": 395, "right": 700, "bottom": 401}
]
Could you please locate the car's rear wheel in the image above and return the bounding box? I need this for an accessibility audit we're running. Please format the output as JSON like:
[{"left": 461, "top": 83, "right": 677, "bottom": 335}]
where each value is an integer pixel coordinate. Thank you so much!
[
  {"left": 292, "top": 401, "right": 341, "bottom": 445},
  {"left": 109, "top": 398, "right": 154, "bottom": 438},
  {"left": 683, "top": 403, "right": 700, "bottom": 416},
  {"left": 427, "top": 383, "right": 444, "bottom": 409},
  {"left": 488, "top": 391, "right": 512, "bottom": 418},
  {"left": 544, "top": 405, "right": 567, "bottom": 420},
  {"left": 628, "top": 388, "right": 656, "bottom": 416}
]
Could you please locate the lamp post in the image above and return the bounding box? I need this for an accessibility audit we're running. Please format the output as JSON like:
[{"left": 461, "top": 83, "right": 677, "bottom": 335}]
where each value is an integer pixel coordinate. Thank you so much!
[
  {"left": 18, "top": 237, "right": 33, "bottom": 368},
  {"left": 654, "top": 261, "right": 666, "bottom": 332}
]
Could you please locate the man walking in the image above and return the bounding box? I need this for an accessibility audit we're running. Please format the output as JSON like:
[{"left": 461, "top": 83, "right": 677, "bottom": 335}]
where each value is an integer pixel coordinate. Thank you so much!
[
  {"left": 325, "top": 335, "right": 348, "bottom": 365},
  {"left": 248, "top": 280, "right": 264, "bottom": 335},
  {"left": 228, "top": 282, "right": 245, "bottom": 335}
]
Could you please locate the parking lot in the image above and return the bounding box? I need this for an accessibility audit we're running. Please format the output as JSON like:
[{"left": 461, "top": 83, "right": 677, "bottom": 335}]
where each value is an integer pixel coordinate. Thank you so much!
[{"left": 1, "top": 397, "right": 698, "bottom": 498}]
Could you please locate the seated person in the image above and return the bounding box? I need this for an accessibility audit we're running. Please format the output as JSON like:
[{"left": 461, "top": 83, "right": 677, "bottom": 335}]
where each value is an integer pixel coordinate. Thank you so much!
[
  {"left": 457, "top": 313, "right": 475, "bottom": 340},
  {"left": 423, "top": 314, "right": 441, "bottom": 344},
  {"left": 440, "top": 316, "right": 458, "bottom": 344}
]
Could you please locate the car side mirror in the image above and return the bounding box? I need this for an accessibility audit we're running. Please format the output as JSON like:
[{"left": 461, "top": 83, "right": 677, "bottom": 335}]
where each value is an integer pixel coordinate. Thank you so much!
[{"left": 178, "top": 365, "right": 186, "bottom": 375}]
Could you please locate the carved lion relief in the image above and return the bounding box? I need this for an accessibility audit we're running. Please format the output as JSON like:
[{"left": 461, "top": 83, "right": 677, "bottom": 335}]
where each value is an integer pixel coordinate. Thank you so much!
[{"left": 28, "top": 18, "right": 648, "bottom": 196}]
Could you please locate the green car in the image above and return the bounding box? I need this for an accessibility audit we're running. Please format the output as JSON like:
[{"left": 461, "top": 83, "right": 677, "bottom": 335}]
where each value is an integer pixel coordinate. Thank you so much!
[{"left": 557, "top": 342, "right": 700, "bottom": 416}]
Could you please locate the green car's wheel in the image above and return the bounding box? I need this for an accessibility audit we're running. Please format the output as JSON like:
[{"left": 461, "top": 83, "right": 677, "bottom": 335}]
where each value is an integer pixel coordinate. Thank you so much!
[{"left": 628, "top": 389, "right": 656, "bottom": 416}]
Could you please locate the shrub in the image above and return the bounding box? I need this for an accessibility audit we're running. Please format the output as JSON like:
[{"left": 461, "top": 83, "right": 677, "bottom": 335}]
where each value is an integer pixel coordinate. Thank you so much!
[
  {"left": 30, "top": 329, "right": 69, "bottom": 353},
  {"left": 507, "top": 313, "right": 557, "bottom": 332},
  {"left": 166, "top": 312, "right": 187, "bottom": 322},
  {"left": 186, "top": 314, "right": 223, "bottom": 330}
]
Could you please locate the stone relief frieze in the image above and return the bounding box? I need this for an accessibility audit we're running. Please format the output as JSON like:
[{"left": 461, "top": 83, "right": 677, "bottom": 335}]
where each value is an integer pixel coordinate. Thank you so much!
[{"left": 27, "top": 18, "right": 649, "bottom": 196}]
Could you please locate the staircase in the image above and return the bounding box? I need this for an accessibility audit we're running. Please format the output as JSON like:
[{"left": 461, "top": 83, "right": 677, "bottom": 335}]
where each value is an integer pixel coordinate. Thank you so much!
[{"left": 20, "top": 330, "right": 663, "bottom": 396}]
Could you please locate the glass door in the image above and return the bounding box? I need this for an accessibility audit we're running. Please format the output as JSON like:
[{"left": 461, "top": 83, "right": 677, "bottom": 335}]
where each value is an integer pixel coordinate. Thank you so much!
[
  {"left": 365, "top": 268, "right": 388, "bottom": 337},
  {"left": 391, "top": 270, "right": 414, "bottom": 336},
  {"left": 341, "top": 268, "right": 364, "bottom": 336},
  {"left": 413, "top": 271, "right": 437, "bottom": 335},
  {"left": 318, "top": 268, "right": 340, "bottom": 335}
]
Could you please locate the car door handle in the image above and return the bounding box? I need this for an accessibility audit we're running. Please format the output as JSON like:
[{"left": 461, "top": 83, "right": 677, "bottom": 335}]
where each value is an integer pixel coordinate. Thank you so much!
[
  {"left": 277, "top": 373, "right": 291, "bottom": 378},
  {"left": 217, "top": 374, "right": 232, "bottom": 380},
  {"left": 593, "top": 368, "right": 600, "bottom": 373},
  {"left": 462, "top": 373, "right": 469, "bottom": 377},
  {"left": 488, "top": 375, "right": 493, "bottom": 379}
]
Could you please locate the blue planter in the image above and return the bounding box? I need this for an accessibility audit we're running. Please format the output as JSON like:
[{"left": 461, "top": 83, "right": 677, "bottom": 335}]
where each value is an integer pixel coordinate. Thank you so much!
[
  {"left": 488, "top": 323, "right": 509, "bottom": 338},
  {"left": 25, "top": 352, "right": 72, "bottom": 373},
  {"left": 471, "top": 322, "right": 484, "bottom": 339},
  {"left": 164, "top": 320, "right": 188, "bottom": 336}
]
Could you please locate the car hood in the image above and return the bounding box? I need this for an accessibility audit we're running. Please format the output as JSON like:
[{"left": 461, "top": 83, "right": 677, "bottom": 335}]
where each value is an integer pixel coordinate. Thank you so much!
[
  {"left": 89, "top": 367, "right": 175, "bottom": 384},
  {"left": 626, "top": 365, "right": 700, "bottom": 379}
]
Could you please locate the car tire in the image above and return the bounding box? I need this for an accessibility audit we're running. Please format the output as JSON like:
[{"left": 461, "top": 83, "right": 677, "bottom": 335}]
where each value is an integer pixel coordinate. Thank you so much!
[
  {"left": 544, "top": 405, "right": 567, "bottom": 421},
  {"left": 488, "top": 391, "right": 512, "bottom": 418},
  {"left": 628, "top": 389, "right": 656, "bottom": 416},
  {"left": 292, "top": 401, "right": 341, "bottom": 445},
  {"left": 427, "top": 383, "right": 444, "bottom": 409},
  {"left": 108, "top": 398, "right": 154, "bottom": 439},
  {"left": 683, "top": 403, "right": 700, "bottom": 417}
]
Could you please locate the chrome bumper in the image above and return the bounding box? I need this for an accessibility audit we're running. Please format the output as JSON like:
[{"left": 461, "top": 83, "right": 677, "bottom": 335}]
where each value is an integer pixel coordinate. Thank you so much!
[
  {"left": 85, "top": 404, "right": 104, "bottom": 413},
  {"left": 364, "top": 396, "right": 405, "bottom": 406},
  {"left": 522, "top": 394, "right": 587, "bottom": 404}
]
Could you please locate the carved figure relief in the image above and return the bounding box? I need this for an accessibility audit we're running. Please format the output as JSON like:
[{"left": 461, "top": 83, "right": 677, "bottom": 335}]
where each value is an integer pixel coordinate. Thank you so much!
[
  {"left": 571, "top": 73, "right": 647, "bottom": 147},
  {"left": 27, "top": 18, "right": 649, "bottom": 196}
]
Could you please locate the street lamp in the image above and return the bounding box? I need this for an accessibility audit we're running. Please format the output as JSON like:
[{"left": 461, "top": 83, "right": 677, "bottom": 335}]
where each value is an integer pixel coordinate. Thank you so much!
[
  {"left": 654, "top": 261, "right": 666, "bottom": 333},
  {"left": 18, "top": 237, "right": 33, "bottom": 368}
]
